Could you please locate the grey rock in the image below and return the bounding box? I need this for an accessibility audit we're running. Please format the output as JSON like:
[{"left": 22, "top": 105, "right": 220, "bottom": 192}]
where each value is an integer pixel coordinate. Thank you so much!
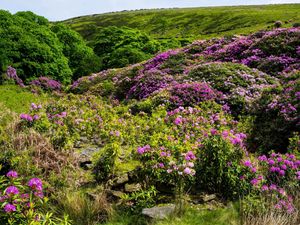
[
  {"left": 142, "top": 204, "right": 175, "bottom": 219},
  {"left": 202, "top": 194, "right": 217, "bottom": 202},
  {"left": 113, "top": 174, "right": 129, "bottom": 186},
  {"left": 125, "top": 183, "right": 141, "bottom": 192}
]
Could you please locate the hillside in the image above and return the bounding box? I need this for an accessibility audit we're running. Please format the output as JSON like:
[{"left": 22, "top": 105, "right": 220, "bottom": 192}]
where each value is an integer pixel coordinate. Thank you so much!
[{"left": 63, "top": 4, "right": 300, "bottom": 41}]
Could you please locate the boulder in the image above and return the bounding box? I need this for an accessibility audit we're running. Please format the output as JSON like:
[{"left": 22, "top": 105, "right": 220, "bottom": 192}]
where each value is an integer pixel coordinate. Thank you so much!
[
  {"left": 142, "top": 204, "right": 175, "bottom": 219},
  {"left": 125, "top": 183, "right": 141, "bottom": 192}
]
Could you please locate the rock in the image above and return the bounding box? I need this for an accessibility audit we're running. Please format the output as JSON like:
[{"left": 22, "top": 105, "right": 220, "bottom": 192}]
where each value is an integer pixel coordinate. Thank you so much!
[
  {"left": 202, "top": 194, "right": 217, "bottom": 202},
  {"left": 113, "top": 174, "right": 129, "bottom": 186},
  {"left": 77, "top": 145, "right": 100, "bottom": 170},
  {"left": 125, "top": 183, "right": 141, "bottom": 192},
  {"left": 190, "top": 193, "right": 217, "bottom": 204},
  {"left": 107, "top": 190, "right": 125, "bottom": 199},
  {"left": 142, "top": 204, "right": 175, "bottom": 219}
]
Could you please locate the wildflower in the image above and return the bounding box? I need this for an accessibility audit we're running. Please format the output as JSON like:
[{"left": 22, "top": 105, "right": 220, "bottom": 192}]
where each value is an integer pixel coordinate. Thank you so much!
[
  {"left": 269, "top": 184, "right": 277, "bottom": 190},
  {"left": 261, "top": 185, "right": 269, "bottom": 191},
  {"left": 279, "top": 170, "right": 285, "bottom": 176},
  {"left": 243, "top": 160, "right": 252, "bottom": 167},
  {"left": 174, "top": 117, "right": 182, "bottom": 125},
  {"left": 4, "top": 203, "right": 16, "bottom": 213},
  {"left": 183, "top": 167, "right": 191, "bottom": 175},
  {"left": 250, "top": 178, "right": 259, "bottom": 186},
  {"left": 28, "top": 178, "right": 43, "bottom": 191},
  {"left": 185, "top": 151, "right": 196, "bottom": 161},
  {"left": 258, "top": 155, "right": 267, "bottom": 161},
  {"left": 6, "top": 170, "right": 18, "bottom": 179},
  {"left": 5, "top": 186, "right": 19, "bottom": 195},
  {"left": 210, "top": 128, "right": 218, "bottom": 135}
]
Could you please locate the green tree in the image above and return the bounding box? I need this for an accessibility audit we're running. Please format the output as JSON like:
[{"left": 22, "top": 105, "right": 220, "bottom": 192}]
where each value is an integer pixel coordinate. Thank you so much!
[
  {"left": 51, "top": 23, "right": 100, "bottom": 80},
  {"left": 92, "top": 26, "right": 161, "bottom": 70}
]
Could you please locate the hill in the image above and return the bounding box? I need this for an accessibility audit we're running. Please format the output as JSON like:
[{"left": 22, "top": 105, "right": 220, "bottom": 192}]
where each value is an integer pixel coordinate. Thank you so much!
[{"left": 63, "top": 4, "right": 300, "bottom": 42}]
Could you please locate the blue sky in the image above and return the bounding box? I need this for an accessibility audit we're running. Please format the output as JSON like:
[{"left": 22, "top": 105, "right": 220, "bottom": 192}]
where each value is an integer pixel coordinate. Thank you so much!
[{"left": 0, "top": 0, "right": 299, "bottom": 21}]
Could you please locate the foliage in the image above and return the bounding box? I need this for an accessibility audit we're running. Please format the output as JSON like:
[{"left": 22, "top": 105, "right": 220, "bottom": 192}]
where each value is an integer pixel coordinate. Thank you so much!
[
  {"left": 92, "top": 26, "right": 161, "bottom": 70},
  {"left": 51, "top": 23, "right": 100, "bottom": 80},
  {"left": 0, "top": 10, "right": 72, "bottom": 84},
  {"left": 0, "top": 170, "right": 70, "bottom": 225}
]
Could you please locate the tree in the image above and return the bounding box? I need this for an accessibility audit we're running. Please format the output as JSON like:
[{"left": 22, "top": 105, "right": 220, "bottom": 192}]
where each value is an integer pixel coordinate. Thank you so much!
[
  {"left": 92, "top": 26, "right": 161, "bottom": 70},
  {"left": 51, "top": 23, "right": 100, "bottom": 80}
]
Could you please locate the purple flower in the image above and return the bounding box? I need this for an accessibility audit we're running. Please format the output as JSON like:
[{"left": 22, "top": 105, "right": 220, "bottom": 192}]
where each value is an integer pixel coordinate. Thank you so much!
[
  {"left": 261, "top": 185, "right": 269, "bottom": 191},
  {"left": 258, "top": 155, "right": 267, "bottom": 162},
  {"left": 6, "top": 171, "right": 18, "bottom": 179},
  {"left": 279, "top": 170, "right": 285, "bottom": 176},
  {"left": 210, "top": 128, "right": 218, "bottom": 135},
  {"left": 28, "top": 178, "right": 43, "bottom": 191},
  {"left": 185, "top": 151, "right": 196, "bottom": 161},
  {"left": 5, "top": 186, "right": 19, "bottom": 195},
  {"left": 269, "top": 184, "right": 277, "bottom": 190},
  {"left": 243, "top": 160, "right": 252, "bottom": 168},
  {"left": 250, "top": 178, "right": 259, "bottom": 186},
  {"left": 183, "top": 167, "right": 191, "bottom": 175},
  {"left": 174, "top": 117, "right": 182, "bottom": 125},
  {"left": 4, "top": 203, "right": 16, "bottom": 213}
]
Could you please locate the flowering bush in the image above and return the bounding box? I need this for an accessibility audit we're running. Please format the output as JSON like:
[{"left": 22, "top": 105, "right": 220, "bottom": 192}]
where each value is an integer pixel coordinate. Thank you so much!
[
  {"left": 5, "top": 66, "right": 25, "bottom": 87},
  {"left": 241, "top": 152, "right": 300, "bottom": 215},
  {"left": 188, "top": 62, "right": 278, "bottom": 114},
  {"left": 0, "top": 170, "right": 70, "bottom": 224},
  {"left": 249, "top": 72, "right": 299, "bottom": 152},
  {"left": 30, "top": 77, "right": 62, "bottom": 92}
]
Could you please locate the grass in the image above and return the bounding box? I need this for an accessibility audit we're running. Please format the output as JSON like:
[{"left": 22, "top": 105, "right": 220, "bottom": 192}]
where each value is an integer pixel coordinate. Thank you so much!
[
  {"left": 0, "top": 85, "right": 48, "bottom": 114},
  {"left": 62, "top": 4, "right": 300, "bottom": 42},
  {"left": 104, "top": 204, "right": 240, "bottom": 225}
]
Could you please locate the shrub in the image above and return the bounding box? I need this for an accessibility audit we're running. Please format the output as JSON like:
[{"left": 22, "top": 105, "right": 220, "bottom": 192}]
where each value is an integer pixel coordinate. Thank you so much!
[{"left": 0, "top": 170, "right": 70, "bottom": 224}]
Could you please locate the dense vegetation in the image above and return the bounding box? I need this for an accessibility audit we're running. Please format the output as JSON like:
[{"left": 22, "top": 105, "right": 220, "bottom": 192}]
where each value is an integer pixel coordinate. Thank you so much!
[
  {"left": 0, "top": 10, "right": 99, "bottom": 83},
  {"left": 0, "top": 5, "right": 299, "bottom": 225},
  {"left": 63, "top": 4, "right": 300, "bottom": 41}
]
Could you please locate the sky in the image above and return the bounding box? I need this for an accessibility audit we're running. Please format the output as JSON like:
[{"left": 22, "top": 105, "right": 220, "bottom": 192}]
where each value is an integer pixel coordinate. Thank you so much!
[{"left": 0, "top": 0, "right": 300, "bottom": 21}]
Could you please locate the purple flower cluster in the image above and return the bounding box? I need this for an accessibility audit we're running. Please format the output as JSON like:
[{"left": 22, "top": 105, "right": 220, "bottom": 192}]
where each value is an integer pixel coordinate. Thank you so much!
[
  {"left": 144, "top": 50, "right": 179, "bottom": 71},
  {"left": 30, "top": 77, "right": 61, "bottom": 91},
  {"left": 0, "top": 171, "right": 44, "bottom": 215},
  {"left": 127, "top": 69, "right": 176, "bottom": 99},
  {"left": 19, "top": 103, "right": 42, "bottom": 123},
  {"left": 168, "top": 82, "right": 223, "bottom": 107},
  {"left": 241, "top": 153, "right": 300, "bottom": 213},
  {"left": 6, "top": 66, "right": 25, "bottom": 87}
]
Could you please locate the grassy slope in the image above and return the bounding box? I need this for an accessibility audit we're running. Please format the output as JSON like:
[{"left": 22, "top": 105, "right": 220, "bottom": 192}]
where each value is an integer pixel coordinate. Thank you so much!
[
  {"left": 63, "top": 4, "right": 300, "bottom": 41},
  {"left": 0, "top": 85, "right": 48, "bottom": 113}
]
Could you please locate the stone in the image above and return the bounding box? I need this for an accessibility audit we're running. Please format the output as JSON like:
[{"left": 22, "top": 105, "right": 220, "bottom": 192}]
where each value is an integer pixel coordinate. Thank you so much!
[
  {"left": 142, "top": 204, "right": 175, "bottom": 219},
  {"left": 125, "top": 183, "right": 141, "bottom": 192},
  {"left": 202, "top": 194, "right": 217, "bottom": 202},
  {"left": 113, "top": 174, "right": 129, "bottom": 186}
]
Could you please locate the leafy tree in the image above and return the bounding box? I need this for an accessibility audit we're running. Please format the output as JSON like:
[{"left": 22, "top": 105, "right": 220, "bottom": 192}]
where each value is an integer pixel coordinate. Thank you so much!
[
  {"left": 92, "top": 26, "right": 161, "bottom": 69},
  {"left": 51, "top": 23, "right": 100, "bottom": 80},
  {"left": 0, "top": 10, "right": 72, "bottom": 83}
]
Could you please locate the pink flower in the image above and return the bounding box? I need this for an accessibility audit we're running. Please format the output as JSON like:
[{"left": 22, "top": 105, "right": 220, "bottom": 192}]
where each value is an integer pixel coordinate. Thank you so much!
[
  {"left": 243, "top": 160, "right": 252, "bottom": 167},
  {"left": 185, "top": 151, "right": 196, "bottom": 161},
  {"left": 6, "top": 186, "right": 19, "bottom": 195},
  {"left": 6, "top": 170, "right": 18, "bottom": 179},
  {"left": 210, "top": 128, "right": 218, "bottom": 135},
  {"left": 174, "top": 117, "right": 182, "bottom": 125},
  {"left": 183, "top": 167, "right": 191, "bottom": 175},
  {"left": 261, "top": 185, "right": 269, "bottom": 191},
  {"left": 250, "top": 178, "right": 259, "bottom": 186},
  {"left": 4, "top": 203, "right": 16, "bottom": 213},
  {"left": 269, "top": 184, "right": 277, "bottom": 190},
  {"left": 28, "top": 178, "right": 43, "bottom": 191}
]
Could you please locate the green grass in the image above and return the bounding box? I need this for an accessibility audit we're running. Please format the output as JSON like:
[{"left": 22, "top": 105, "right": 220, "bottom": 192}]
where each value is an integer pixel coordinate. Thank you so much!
[
  {"left": 62, "top": 4, "right": 300, "bottom": 42},
  {"left": 0, "top": 85, "right": 48, "bottom": 113},
  {"left": 104, "top": 204, "right": 240, "bottom": 225}
]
